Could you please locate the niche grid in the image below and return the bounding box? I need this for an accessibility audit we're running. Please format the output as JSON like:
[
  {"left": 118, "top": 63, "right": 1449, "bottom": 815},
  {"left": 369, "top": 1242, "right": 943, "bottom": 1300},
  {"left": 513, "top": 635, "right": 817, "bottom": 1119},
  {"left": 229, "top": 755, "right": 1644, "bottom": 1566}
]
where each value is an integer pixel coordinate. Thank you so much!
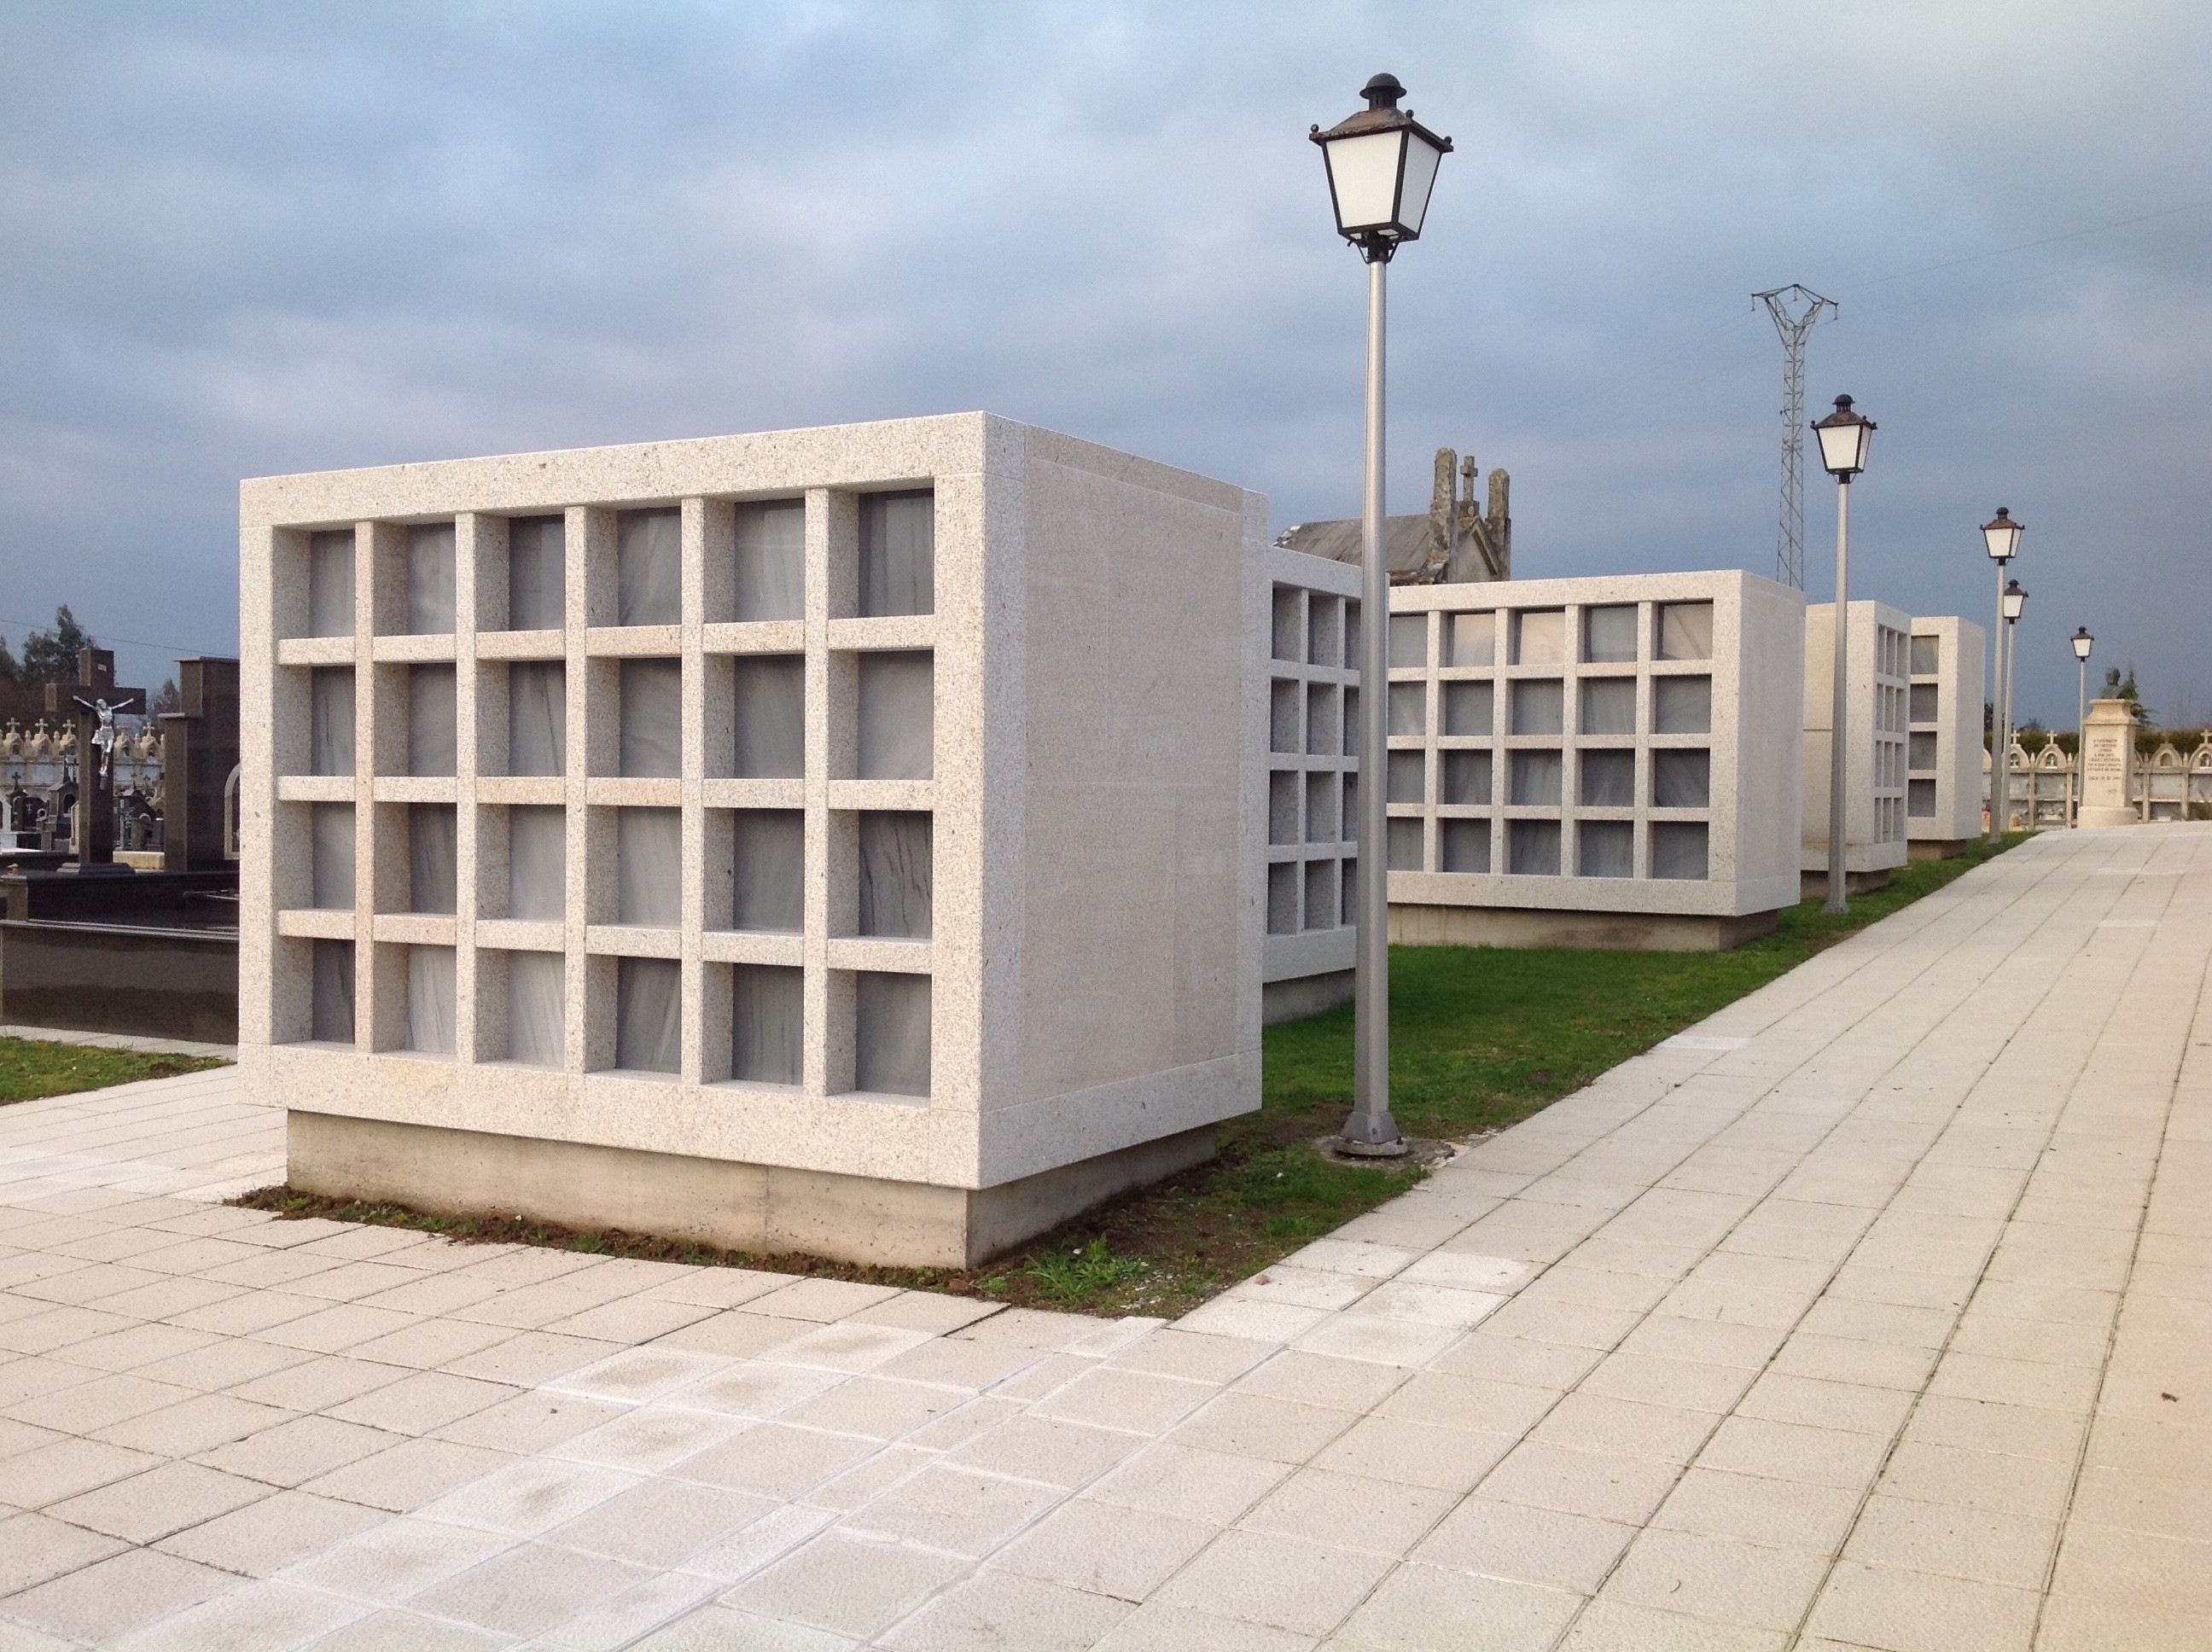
[
  {"left": 1870, "top": 622, "right": 1910, "bottom": 845},
  {"left": 1266, "top": 581, "right": 1359, "bottom": 936},
  {"left": 1906, "top": 627, "right": 1941, "bottom": 821},
  {"left": 267, "top": 493, "right": 939, "bottom": 1096}
]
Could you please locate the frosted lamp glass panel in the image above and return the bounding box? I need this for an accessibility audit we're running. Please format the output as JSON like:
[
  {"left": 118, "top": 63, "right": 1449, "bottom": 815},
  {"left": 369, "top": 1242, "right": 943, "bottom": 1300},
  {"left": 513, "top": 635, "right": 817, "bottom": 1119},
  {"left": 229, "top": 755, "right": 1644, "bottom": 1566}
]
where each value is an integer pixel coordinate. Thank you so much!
[
  {"left": 1342, "top": 774, "right": 1358, "bottom": 841},
  {"left": 616, "top": 508, "right": 681, "bottom": 625},
  {"left": 1657, "top": 603, "right": 1714, "bottom": 661},
  {"left": 1442, "top": 680, "right": 1493, "bottom": 736},
  {"left": 1651, "top": 821, "right": 1708, "bottom": 880},
  {"left": 405, "top": 524, "right": 457, "bottom": 634},
  {"left": 1306, "top": 683, "right": 1338, "bottom": 755},
  {"left": 1387, "top": 682, "right": 1425, "bottom": 736},
  {"left": 856, "top": 651, "right": 933, "bottom": 780},
  {"left": 405, "top": 945, "right": 456, "bottom": 1054},
  {"left": 1302, "top": 859, "right": 1335, "bottom": 930},
  {"left": 508, "top": 662, "right": 567, "bottom": 776},
  {"left": 859, "top": 491, "right": 935, "bottom": 618},
  {"left": 1441, "top": 749, "right": 1491, "bottom": 806},
  {"left": 1578, "top": 821, "right": 1633, "bottom": 878},
  {"left": 1399, "top": 132, "right": 1444, "bottom": 235},
  {"left": 1447, "top": 613, "right": 1495, "bottom": 667},
  {"left": 409, "top": 804, "right": 457, "bottom": 914},
  {"left": 408, "top": 666, "right": 457, "bottom": 777},
  {"left": 1271, "top": 587, "right": 1301, "bottom": 662},
  {"left": 1909, "top": 731, "right": 1938, "bottom": 771},
  {"left": 1910, "top": 634, "right": 1940, "bottom": 676},
  {"left": 854, "top": 971, "right": 930, "bottom": 1096},
  {"left": 1510, "top": 749, "right": 1563, "bottom": 806},
  {"left": 1385, "top": 817, "right": 1423, "bottom": 871},
  {"left": 858, "top": 811, "right": 932, "bottom": 939},
  {"left": 616, "top": 807, "right": 682, "bottom": 928},
  {"left": 731, "top": 964, "right": 802, "bottom": 1083},
  {"left": 1653, "top": 677, "right": 1713, "bottom": 735},
  {"left": 1323, "top": 130, "right": 1406, "bottom": 230},
  {"left": 1441, "top": 817, "right": 1489, "bottom": 873},
  {"left": 1386, "top": 750, "right": 1425, "bottom": 805},
  {"left": 1513, "top": 610, "right": 1565, "bottom": 666},
  {"left": 1304, "top": 772, "right": 1334, "bottom": 843},
  {"left": 507, "top": 951, "right": 564, "bottom": 1066},
  {"left": 614, "top": 957, "right": 681, "bottom": 1073},
  {"left": 732, "top": 501, "right": 805, "bottom": 621},
  {"left": 1269, "top": 680, "right": 1300, "bottom": 753},
  {"left": 310, "top": 668, "right": 355, "bottom": 775},
  {"left": 1267, "top": 772, "right": 1299, "bottom": 846},
  {"left": 1266, "top": 863, "right": 1298, "bottom": 934},
  {"left": 1307, "top": 598, "right": 1341, "bottom": 667},
  {"left": 1908, "top": 683, "right": 1937, "bottom": 724},
  {"left": 732, "top": 654, "right": 805, "bottom": 778},
  {"left": 1508, "top": 819, "right": 1561, "bottom": 875},
  {"left": 1579, "top": 750, "right": 1635, "bottom": 807},
  {"left": 619, "top": 659, "right": 682, "bottom": 777},
  {"left": 1908, "top": 778, "right": 1936, "bottom": 817},
  {"left": 1653, "top": 749, "right": 1710, "bottom": 808},
  {"left": 310, "top": 803, "right": 355, "bottom": 909},
  {"left": 1511, "top": 680, "right": 1563, "bottom": 736},
  {"left": 311, "top": 939, "right": 354, "bottom": 1043},
  {"left": 1388, "top": 613, "right": 1428, "bottom": 668},
  {"left": 731, "top": 810, "right": 803, "bottom": 932},
  {"left": 308, "top": 532, "right": 356, "bottom": 637},
  {"left": 508, "top": 516, "right": 566, "bottom": 631},
  {"left": 509, "top": 806, "right": 566, "bottom": 920},
  {"left": 1582, "top": 605, "right": 1638, "bottom": 664},
  {"left": 1580, "top": 678, "right": 1635, "bottom": 736}
]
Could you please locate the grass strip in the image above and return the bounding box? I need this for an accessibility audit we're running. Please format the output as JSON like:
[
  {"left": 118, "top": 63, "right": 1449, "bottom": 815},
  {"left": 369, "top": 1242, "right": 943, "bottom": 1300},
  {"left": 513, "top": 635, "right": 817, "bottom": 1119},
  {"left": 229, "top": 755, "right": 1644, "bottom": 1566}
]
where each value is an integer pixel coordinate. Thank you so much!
[{"left": 0, "top": 1036, "right": 227, "bottom": 1105}]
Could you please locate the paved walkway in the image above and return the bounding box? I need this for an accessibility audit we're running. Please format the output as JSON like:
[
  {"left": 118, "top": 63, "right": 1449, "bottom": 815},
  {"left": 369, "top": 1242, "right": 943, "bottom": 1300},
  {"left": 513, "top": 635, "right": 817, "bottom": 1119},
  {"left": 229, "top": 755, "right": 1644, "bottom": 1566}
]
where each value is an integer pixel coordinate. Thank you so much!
[{"left": 1, "top": 825, "right": 2207, "bottom": 1650}]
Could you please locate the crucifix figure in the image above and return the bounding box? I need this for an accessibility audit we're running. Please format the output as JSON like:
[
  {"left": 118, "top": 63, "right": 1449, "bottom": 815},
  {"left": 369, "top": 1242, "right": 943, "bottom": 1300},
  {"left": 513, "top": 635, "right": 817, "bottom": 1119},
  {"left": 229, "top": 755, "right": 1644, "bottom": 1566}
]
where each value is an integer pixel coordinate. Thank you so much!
[{"left": 47, "top": 648, "right": 144, "bottom": 872}]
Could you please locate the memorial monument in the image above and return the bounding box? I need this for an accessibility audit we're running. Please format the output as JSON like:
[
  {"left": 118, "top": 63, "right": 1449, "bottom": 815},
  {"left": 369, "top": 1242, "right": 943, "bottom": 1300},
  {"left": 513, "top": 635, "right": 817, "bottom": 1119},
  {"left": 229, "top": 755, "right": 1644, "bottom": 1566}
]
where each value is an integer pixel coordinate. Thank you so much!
[{"left": 2076, "top": 674, "right": 2139, "bottom": 828}]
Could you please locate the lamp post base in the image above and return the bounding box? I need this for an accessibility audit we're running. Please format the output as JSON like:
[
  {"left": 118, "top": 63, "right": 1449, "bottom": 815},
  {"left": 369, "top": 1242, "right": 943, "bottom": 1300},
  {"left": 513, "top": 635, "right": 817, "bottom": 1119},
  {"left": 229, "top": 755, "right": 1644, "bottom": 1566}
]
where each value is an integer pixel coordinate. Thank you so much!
[{"left": 1336, "top": 1135, "right": 1412, "bottom": 1159}]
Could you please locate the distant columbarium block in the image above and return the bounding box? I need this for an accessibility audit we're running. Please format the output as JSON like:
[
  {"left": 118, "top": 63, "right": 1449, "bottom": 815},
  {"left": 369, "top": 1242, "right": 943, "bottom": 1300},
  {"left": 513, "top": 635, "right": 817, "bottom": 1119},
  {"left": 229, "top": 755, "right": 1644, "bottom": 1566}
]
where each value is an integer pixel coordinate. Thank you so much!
[
  {"left": 1802, "top": 601, "right": 1912, "bottom": 894},
  {"left": 241, "top": 415, "right": 1262, "bottom": 1267},
  {"left": 1904, "top": 616, "right": 1986, "bottom": 858}
]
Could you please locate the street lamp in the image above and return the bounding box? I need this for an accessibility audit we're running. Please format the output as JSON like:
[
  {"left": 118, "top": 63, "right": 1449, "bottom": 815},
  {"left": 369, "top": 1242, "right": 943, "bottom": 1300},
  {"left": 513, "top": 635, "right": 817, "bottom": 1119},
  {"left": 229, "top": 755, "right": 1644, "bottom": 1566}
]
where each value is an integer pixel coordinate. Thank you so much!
[
  {"left": 1999, "top": 579, "right": 2029, "bottom": 829},
  {"left": 2071, "top": 625, "right": 2093, "bottom": 827},
  {"left": 1813, "top": 394, "right": 1875, "bottom": 915},
  {"left": 1982, "top": 508, "right": 2023, "bottom": 841},
  {"left": 1312, "top": 73, "right": 1451, "bottom": 1156}
]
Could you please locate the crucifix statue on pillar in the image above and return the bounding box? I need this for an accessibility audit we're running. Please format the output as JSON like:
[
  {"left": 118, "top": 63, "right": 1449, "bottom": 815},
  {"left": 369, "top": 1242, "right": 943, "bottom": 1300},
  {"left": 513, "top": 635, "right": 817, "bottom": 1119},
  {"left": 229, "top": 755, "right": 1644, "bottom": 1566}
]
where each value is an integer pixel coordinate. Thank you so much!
[{"left": 46, "top": 648, "right": 145, "bottom": 874}]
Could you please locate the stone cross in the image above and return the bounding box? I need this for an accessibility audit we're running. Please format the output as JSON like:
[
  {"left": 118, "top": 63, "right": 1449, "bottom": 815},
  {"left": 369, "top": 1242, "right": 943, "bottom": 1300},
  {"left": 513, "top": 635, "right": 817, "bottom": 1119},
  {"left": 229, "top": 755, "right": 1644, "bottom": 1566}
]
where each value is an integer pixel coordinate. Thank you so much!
[{"left": 46, "top": 649, "right": 144, "bottom": 869}]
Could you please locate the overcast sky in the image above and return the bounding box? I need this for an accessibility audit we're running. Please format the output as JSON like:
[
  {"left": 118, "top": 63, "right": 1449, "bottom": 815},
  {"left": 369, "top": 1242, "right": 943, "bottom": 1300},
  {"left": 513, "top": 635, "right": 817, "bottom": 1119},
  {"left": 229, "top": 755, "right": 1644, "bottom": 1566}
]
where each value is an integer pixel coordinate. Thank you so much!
[{"left": 3, "top": 2, "right": 2207, "bottom": 729}]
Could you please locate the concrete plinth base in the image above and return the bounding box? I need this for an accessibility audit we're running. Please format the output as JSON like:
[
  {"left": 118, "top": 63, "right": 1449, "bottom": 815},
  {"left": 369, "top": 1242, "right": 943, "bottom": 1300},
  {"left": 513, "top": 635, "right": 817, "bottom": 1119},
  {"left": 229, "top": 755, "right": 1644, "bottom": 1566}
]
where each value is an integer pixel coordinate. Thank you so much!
[
  {"left": 286, "top": 1111, "right": 1215, "bottom": 1270},
  {"left": 1263, "top": 969, "right": 1354, "bottom": 1026},
  {"left": 1908, "top": 839, "right": 1972, "bottom": 862},
  {"left": 1801, "top": 869, "right": 1894, "bottom": 900},
  {"left": 2076, "top": 806, "right": 2137, "bottom": 829},
  {"left": 1386, "top": 904, "right": 1778, "bottom": 953}
]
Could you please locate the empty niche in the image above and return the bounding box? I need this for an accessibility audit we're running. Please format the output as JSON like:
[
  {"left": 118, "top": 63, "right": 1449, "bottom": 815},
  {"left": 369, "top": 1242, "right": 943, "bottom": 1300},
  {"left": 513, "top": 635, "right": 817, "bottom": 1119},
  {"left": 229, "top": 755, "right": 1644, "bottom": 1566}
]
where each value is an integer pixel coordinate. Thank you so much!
[
  {"left": 1910, "top": 633, "right": 1940, "bottom": 676},
  {"left": 859, "top": 491, "right": 934, "bottom": 617},
  {"left": 1342, "top": 773, "right": 1358, "bottom": 841},
  {"left": 308, "top": 531, "right": 356, "bottom": 637},
  {"left": 1510, "top": 749, "right": 1563, "bottom": 806},
  {"left": 1268, "top": 773, "right": 1300, "bottom": 846},
  {"left": 310, "top": 803, "right": 354, "bottom": 909},
  {"left": 509, "top": 806, "right": 566, "bottom": 920},
  {"left": 614, "top": 956, "right": 681, "bottom": 1072},
  {"left": 1307, "top": 598, "right": 1342, "bottom": 667},
  {"left": 731, "top": 810, "right": 803, "bottom": 931},
  {"left": 1340, "top": 858, "right": 1358, "bottom": 922},
  {"left": 1909, "top": 778, "right": 1936, "bottom": 818},
  {"left": 1271, "top": 587, "right": 1302, "bottom": 662},
  {"left": 617, "top": 807, "right": 682, "bottom": 927},
  {"left": 1270, "top": 680, "right": 1301, "bottom": 754},
  {"left": 508, "top": 662, "right": 566, "bottom": 776},
  {"left": 1579, "top": 750, "right": 1635, "bottom": 807},
  {"left": 1343, "top": 687, "right": 1359, "bottom": 756},
  {"left": 1578, "top": 821, "right": 1633, "bottom": 878},
  {"left": 1909, "top": 730, "right": 1938, "bottom": 771},
  {"left": 310, "top": 668, "right": 355, "bottom": 775},
  {"left": 854, "top": 971, "right": 930, "bottom": 1095},
  {"left": 1580, "top": 678, "right": 1635, "bottom": 736},
  {"left": 1513, "top": 610, "right": 1565, "bottom": 666},
  {"left": 1441, "top": 817, "right": 1489, "bottom": 873},
  {"left": 406, "top": 524, "right": 457, "bottom": 634},
  {"left": 1305, "top": 772, "right": 1335, "bottom": 843},
  {"left": 1386, "top": 817, "right": 1423, "bottom": 871},
  {"left": 1908, "top": 682, "right": 1938, "bottom": 723},
  {"left": 1656, "top": 603, "right": 1714, "bottom": 661},
  {"left": 733, "top": 500, "right": 805, "bottom": 621},
  {"left": 1303, "top": 860, "right": 1336, "bottom": 929},
  {"left": 409, "top": 804, "right": 457, "bottom": 913},
  {"left": 858, "top": 811, "right": 931, "bottom": 938},
  {"left": 1650, "top": 820, "right": 1708, "bottom": 880},
  {"left": 733, "top": 655, "right": 805, "bottom": 778},
  {"left": 1508, "top": 818, "right": 1561, "bottom": 875},
  {"left": 619, "top": 659, "right": 681, "bottom": 777},
  {"left": 1266, "top": 863, "right": 1299, "bottom": 934},
  {"left": 1511, "top": 680, "right": 1563, "bottom": 737},
  {"left": 1652, "top": 749, "right": 1710, "bottom": 808},
  {"left": 1388, "top": 613, "right": 1428, "bottom": 668},
  {"left": 857, "top": 651, "right": 933, "bottom": 779},
  {"left": 1306, "top": 683, "right": 1338, "bottom": 754},
  {"left": 1583, "top": 605, "right": 1637, "bottom": 664},
  {"left": 1652, "top": 677, "right": 1712, "bottom": 735},
  {"left": 1441, "top": 750, "right": 1491, "bottom": 806},
  {"left": 1388, "top": 682, "right": 1426, "bottom": 736},
  {"left": 1442, "top": 680, "right": 1493, "bottom": 736},
  {"left": 1447, "top": 612, "right": 1494, "bottom": 667},
  {"left": 408, "top": 666, "right": 457, "bottom": 776},
  {"left": 508, "top": 516, "right": 567, "bottom": 631},
  {"left": 311, "top": 939, "right": 354, "bottom": 1042},
  {"left": 507, "top": 951, "right": 564, "bottom": 1066},
  {"left": 405, "top": 945, "right": 456, "bottom": 1054},
  {"left": 731, "top": 963, "right": 802, "bottom": 1083},
  {"left": 616, "top": 508, "right": 682, "bottom": 625},
  {"left": 1386, "top": 750, "right": 1424, "bottom": 805}
]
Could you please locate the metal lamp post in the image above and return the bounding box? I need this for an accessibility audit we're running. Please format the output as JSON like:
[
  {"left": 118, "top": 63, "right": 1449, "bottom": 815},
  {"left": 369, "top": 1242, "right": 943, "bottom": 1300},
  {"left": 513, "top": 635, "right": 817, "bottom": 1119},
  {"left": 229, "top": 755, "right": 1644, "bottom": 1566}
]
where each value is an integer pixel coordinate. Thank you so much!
[
  {"left": 2000, "top": 579, "right": 2029, "bottom": 829},
  {"left": 1812, "top": 394, "right": 1875, "bottom": 915},
  {"left": 1311, "top": 73, "right": 1451, "bottom": 1155},
  {"left": 2071, "top": 626, "right": 2093, "bottom": 828},
  {"left": 1982, "top": 508, "right": 2024, "bottom": 839}
]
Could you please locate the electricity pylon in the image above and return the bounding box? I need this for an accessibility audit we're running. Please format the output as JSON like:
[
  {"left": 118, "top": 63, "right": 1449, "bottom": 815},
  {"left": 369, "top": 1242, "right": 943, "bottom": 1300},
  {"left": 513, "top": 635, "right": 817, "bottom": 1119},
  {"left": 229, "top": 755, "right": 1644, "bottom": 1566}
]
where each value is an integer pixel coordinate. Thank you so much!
[{"left": 1755, "top": 284, "right": 1834, "bottom": 590}]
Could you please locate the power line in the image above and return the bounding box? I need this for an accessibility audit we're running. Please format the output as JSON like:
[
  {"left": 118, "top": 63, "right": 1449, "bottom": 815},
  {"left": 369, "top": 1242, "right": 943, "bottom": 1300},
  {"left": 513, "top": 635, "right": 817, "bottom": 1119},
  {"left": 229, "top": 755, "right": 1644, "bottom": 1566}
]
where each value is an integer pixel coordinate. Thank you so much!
[
  {"left": 0, "top": 617, "right": 230, "bottom": 659},
  {"left": 1837, "top": 195, "right": 2212, "bottom": 292}
]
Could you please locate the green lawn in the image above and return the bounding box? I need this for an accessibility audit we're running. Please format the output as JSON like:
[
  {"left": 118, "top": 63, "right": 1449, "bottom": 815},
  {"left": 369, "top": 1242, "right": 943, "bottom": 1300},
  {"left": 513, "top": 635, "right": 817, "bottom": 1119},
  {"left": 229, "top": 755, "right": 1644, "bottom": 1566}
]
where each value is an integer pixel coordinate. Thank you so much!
[{"left": 0, "top": 1036, "right": 228, "bottom": 1105}]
